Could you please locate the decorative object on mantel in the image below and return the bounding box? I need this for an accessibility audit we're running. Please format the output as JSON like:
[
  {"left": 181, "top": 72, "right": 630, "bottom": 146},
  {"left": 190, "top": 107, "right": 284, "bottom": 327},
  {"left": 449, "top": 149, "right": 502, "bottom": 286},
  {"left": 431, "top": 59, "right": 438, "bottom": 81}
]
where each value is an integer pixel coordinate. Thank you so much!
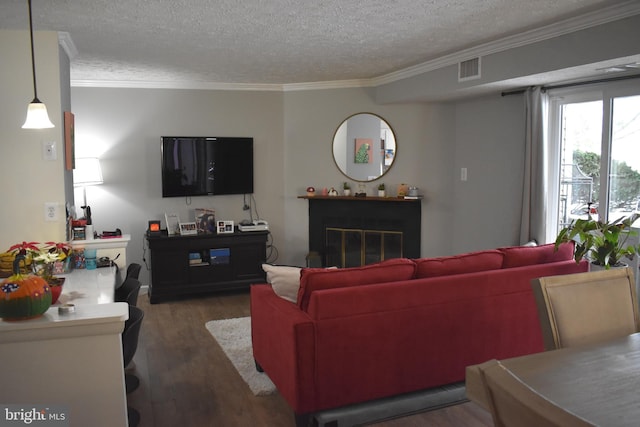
[
  {"left": 0, "top": 254, "right": 52, "bottom": 321},
  {"left": 397, "top": 183, "right": 409, "bottom": 197},
  {"left": 555, "top": 212, "right": 640, "bottom": 270},
  {"left": 343, "top": 182, "right": 351, "bottom": 196},
  {"left": 328, "top": 187, "right": 338, "bottom": 196},
  {"left": 306, "top": 186, "right": 316, "bottom": 197},
  {"left": 355, "top": 183, "right": 367, "bottom": 197},
  {"left": 377, "top": 183, "right": 386, "bottom": 197}
]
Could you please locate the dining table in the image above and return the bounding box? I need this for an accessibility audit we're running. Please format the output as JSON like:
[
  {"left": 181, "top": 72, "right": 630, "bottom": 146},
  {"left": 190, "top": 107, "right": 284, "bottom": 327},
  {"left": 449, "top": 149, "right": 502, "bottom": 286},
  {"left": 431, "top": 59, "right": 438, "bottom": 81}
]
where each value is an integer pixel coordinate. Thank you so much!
[{"left": 466, "top": 332, "right": 640, "bottom": 427}]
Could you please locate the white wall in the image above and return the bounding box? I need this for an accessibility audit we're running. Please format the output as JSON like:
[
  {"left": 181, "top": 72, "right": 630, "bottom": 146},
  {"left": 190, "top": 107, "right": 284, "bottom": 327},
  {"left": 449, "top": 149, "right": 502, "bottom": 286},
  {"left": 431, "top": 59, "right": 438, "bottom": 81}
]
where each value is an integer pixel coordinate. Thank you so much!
[
  {"left": 70, "top": 85, "right": 533, "bottom": 285},
  {"left": 281, "top": 88, "right": 457, "bottom": 265},
  {"left": 70, "top": 87, "right": 285, "bottom": 286},
  {"left": 451, "top": 93, "right": 527, "bottom": 253},
  {"left": 0, "top": 30, "right": 69, "bottom": 247}
]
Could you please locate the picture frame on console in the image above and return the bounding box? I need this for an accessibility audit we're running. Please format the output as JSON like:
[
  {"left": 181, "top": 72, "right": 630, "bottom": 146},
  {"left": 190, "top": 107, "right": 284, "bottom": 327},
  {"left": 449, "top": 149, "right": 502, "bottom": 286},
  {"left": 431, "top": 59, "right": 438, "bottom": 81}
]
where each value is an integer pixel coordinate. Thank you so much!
[
  {"left": 217, "top": 220, "right": 234, "bottom": 234},
  {"left": 179, "top": 222, "right": 197, "bottom": 236},
  {"left": 195, "top": 208, "right": 216, "bottom": 234},
  {"left": 165, "top": 213, "right": 180, "bottom": 235}
]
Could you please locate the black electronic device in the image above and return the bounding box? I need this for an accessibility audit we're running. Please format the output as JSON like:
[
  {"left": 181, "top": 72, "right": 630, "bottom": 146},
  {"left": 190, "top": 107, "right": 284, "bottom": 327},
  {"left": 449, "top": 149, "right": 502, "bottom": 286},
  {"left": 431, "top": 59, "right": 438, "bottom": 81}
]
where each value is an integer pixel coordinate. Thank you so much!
[
  {"left": 97, "top": 257, "right": 112, "bottom": 268},
  {"left": 161, "top": 136, "right": 254, "bottom": 197},
  {"left": 102, "top": 228, "right": 122, "bottom": 237}
]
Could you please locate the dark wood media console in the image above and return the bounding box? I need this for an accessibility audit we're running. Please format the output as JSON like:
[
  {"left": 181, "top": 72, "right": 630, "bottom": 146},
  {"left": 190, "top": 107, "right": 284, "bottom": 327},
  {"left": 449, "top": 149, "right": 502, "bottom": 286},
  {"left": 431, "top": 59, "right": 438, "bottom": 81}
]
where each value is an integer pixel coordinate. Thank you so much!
[{"left": 146, "top": 230, "right": 268, "bottom": 303}]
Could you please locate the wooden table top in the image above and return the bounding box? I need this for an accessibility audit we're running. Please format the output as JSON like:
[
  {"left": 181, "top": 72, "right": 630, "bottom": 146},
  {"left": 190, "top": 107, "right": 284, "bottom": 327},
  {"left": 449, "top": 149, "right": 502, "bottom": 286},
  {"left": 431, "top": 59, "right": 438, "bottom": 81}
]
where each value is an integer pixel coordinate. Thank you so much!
[{"left": 466, "top": 333, "right": 640, "bottom": 426}]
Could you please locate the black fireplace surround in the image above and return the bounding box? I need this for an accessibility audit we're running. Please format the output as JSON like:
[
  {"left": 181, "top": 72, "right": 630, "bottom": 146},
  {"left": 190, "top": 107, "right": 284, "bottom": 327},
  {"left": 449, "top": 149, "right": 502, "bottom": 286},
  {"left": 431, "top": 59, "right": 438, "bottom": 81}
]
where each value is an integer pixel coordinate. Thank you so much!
[{"left": 302, "top": 196, "right": 421, "bottom": 267}]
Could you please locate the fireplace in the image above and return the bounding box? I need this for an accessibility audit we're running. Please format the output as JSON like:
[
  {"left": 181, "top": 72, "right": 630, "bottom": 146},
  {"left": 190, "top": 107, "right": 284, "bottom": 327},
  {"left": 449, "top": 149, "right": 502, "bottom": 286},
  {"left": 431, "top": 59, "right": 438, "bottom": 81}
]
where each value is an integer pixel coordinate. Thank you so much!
[{"left": 301, "top": 196, "right": 421, "bottom": 267}]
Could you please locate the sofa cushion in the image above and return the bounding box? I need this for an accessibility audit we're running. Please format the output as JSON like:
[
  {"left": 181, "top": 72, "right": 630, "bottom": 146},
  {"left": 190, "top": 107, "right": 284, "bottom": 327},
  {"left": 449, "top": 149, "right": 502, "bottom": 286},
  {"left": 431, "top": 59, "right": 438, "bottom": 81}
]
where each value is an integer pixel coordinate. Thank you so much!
[
  {"left": 297, "top": 258, "right": 416, "bottom": 311},
  {"left": 500, "top": 242, "right": 574, "bottom": 268},
  {"left": 262, "top": 264, "right": 302, "bottom": 303},
  {"left": 414, "top": 250, "right": 504, "bottom": 279}
]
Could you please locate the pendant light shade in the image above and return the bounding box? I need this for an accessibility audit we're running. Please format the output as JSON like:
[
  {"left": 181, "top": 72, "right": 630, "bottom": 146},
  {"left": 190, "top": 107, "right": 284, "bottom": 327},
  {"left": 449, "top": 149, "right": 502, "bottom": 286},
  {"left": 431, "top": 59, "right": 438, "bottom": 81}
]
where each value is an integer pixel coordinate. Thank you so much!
[
  {"left": 23, "top": 99, "right": 54, "bottom": 129},
  {"left": 22, "top": 0, "right": 54, "bottom": 129}
]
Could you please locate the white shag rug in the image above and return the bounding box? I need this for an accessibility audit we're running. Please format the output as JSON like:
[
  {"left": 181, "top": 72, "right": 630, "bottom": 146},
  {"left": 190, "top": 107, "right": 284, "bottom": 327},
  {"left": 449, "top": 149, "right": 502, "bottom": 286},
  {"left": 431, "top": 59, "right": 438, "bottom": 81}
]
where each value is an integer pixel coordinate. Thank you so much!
[{"left": 205, "top": 316, "right": 276, "bottom": 396}]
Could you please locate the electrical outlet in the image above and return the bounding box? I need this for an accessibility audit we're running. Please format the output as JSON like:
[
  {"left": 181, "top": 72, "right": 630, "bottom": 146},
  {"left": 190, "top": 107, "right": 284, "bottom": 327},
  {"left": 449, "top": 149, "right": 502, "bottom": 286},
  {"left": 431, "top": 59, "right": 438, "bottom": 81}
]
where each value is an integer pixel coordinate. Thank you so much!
[
  {"left": 461, "top": 167, "right": 468, "bottom": 181},
  {"left": 44, "top": 202, "right": 59, "bottom": 222}
]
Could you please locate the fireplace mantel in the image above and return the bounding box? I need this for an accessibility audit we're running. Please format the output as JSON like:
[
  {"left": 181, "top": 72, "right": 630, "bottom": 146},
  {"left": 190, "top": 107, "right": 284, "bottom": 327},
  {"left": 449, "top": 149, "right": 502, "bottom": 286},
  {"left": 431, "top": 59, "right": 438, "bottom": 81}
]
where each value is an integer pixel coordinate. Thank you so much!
[
  {"left": 298, "top": 195, "right": 421, "bottom": 203},
  {"left": 300, "top": 195, "right": 422, "bottom": 267}
]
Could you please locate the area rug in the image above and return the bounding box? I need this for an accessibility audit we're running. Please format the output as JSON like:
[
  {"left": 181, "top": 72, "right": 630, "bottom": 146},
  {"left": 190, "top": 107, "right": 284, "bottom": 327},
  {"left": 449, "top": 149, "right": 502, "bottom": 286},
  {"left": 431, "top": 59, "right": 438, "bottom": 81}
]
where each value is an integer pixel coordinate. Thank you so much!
[{"left": 205, "top": 316, "right": 276, "bottom": 396}]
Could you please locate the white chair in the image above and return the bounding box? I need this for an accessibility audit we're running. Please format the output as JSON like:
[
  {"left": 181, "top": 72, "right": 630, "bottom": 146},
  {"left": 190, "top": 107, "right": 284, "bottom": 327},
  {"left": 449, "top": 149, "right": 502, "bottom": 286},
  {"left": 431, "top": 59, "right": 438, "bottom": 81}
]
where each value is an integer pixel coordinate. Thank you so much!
[{"left": 531, "top": 267, "right": 640, "bottom": 350}]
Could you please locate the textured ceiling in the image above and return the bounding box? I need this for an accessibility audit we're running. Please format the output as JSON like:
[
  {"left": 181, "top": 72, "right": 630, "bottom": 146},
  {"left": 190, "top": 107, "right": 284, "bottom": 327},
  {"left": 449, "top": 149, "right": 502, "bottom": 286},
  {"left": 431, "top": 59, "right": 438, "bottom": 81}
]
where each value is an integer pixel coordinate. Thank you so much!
[{"left": 0, "top": 0, "right": 634, "bottom": 86}]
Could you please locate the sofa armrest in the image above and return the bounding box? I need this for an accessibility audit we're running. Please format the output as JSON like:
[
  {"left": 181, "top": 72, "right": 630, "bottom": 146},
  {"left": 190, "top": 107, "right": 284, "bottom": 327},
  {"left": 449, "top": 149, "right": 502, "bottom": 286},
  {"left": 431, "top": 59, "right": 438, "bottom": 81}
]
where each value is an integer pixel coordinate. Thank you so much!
[{"left": 250, "top": 284, "right": 316, "bottom": 413}]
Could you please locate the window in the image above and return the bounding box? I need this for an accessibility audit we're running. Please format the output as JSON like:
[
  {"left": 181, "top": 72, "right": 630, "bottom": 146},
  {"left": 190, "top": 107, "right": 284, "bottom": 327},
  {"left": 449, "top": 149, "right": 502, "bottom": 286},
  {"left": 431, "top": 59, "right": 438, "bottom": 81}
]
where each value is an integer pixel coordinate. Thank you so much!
[{"left": 548, "top": 81, "right": 640, "bottom": 238}]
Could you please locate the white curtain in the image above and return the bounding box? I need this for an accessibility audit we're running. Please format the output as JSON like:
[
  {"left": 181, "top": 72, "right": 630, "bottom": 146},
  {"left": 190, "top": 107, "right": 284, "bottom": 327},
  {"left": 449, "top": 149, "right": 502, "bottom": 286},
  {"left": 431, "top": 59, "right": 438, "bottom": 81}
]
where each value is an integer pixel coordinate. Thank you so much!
[{"left": 520, "top": 87, "right": 549, "bottom": 244}]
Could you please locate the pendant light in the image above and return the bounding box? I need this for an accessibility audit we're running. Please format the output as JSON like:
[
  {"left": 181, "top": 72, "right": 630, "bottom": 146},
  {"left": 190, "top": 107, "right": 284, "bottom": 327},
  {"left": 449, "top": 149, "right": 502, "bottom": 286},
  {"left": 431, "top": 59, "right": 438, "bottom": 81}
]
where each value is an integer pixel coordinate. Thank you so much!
[{"left": 22, "top": 0, "right": 54, "bottom": 129}]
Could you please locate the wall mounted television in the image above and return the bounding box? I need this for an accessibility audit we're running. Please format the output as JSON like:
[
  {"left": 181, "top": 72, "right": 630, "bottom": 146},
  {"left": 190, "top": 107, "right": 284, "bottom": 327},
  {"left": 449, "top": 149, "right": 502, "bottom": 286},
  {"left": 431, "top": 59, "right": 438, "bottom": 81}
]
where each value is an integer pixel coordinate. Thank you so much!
[{"left": 161, "top": 136, "right": 254, "bottom": 197}]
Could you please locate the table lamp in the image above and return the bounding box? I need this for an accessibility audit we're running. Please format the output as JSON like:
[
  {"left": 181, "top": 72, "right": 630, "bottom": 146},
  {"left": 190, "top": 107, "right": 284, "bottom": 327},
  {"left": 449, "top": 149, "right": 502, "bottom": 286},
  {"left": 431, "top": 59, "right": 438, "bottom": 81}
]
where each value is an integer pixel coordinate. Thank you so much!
[{"left": 73, "top": 157, "right": 103, "bottom": 239}]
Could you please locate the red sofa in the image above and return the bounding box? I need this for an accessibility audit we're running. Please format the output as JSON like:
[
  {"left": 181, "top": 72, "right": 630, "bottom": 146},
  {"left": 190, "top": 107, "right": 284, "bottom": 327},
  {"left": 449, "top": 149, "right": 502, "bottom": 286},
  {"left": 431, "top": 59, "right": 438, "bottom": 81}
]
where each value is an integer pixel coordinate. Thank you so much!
[{"left": 250, "top": 243, "right": 587, "bottom": 423}]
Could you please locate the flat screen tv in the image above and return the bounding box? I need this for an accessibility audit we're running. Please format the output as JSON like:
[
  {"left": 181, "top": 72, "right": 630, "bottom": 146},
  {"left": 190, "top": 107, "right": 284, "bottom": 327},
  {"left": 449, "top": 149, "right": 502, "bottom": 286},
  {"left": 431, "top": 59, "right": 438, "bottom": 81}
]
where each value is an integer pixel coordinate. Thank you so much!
[{"left": 161, "top": 136, "right": 254, "bottom": 197}]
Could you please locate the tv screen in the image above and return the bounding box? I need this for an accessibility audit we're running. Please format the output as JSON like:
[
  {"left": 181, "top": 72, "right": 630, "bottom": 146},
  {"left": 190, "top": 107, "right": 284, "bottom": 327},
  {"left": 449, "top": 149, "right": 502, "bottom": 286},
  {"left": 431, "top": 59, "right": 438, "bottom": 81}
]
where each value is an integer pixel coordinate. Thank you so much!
[{"left": 161, "top": 136, "right": 253, "bottom": 197}]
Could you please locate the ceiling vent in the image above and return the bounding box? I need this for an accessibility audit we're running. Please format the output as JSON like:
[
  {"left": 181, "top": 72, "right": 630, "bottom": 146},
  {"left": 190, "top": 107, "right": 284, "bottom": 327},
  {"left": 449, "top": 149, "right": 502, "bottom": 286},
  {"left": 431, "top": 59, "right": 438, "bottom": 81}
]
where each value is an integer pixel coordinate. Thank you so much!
[{"left": 458, "top": 57, "right": 481, "bottom": 82}]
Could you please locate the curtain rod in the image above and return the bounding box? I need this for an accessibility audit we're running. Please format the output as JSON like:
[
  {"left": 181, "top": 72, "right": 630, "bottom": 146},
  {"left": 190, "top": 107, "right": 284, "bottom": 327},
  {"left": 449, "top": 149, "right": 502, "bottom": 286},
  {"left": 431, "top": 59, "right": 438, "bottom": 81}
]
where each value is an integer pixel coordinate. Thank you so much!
[{"left": 501, "top": 73, "right": 640, "bottom": 97}]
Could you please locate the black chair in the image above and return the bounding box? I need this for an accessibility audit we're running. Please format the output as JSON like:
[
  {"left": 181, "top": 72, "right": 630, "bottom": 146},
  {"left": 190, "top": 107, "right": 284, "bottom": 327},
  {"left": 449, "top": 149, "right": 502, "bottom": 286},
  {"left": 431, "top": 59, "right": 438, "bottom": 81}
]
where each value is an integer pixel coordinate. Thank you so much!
[
  {"left": 122, "top": 305, "right": 144, "bottom": 427},
  {"left": 115, "top": 277, "right": 142, "bottom": 307},
  {"left": 126, "top": 263, "right": 142, "bottom": 280},
  {"left": 115, "top": 263, "right": 141, "bottom": 291}
]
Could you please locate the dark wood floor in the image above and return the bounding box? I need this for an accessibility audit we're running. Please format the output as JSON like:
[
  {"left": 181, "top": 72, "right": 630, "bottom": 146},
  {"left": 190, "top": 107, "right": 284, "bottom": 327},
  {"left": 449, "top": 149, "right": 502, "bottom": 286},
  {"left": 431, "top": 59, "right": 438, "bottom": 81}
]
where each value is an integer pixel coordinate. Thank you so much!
[{"left": 127, "top": 291, "right": 493, "bottom": 427}]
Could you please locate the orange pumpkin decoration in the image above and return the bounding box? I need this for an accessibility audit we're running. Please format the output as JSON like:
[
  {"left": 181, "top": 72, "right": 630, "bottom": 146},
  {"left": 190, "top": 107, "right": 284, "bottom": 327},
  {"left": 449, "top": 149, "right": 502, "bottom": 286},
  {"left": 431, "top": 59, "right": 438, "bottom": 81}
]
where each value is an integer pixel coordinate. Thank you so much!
[{"left": 0, "top": 255, "right": 52, "bottom": 321}]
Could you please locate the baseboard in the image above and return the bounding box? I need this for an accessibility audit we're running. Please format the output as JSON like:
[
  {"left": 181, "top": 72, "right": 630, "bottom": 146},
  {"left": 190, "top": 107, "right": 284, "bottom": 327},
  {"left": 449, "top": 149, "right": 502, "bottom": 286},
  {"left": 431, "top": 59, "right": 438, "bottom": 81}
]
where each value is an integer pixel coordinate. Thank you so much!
[{"left": 312, "top": 382, "right": 467, "bottom": 427}]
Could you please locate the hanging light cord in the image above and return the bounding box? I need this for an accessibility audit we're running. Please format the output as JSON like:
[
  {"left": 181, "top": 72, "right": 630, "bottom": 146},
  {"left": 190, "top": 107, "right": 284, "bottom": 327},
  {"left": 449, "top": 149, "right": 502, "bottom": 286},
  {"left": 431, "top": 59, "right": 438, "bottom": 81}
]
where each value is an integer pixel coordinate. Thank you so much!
[{"left": 27, "top": 0, "right": 40, "bottom": 102}]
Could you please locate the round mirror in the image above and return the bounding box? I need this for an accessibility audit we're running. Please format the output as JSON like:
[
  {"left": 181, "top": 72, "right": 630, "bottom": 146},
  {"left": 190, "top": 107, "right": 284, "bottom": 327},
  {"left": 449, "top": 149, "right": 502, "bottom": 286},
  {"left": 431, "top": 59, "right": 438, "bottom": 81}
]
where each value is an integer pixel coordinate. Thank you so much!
[{"left": 332, "top": 113, "right": 397, "bottom": 182}]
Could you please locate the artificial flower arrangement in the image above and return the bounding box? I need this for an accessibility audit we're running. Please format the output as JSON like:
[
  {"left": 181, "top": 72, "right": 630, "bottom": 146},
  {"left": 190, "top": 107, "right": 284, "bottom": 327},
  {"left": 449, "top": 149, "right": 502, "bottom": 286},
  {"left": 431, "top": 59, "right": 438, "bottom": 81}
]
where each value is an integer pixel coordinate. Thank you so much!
[{"left": 4, "top": 241, "right": 72, "bottom": 283}]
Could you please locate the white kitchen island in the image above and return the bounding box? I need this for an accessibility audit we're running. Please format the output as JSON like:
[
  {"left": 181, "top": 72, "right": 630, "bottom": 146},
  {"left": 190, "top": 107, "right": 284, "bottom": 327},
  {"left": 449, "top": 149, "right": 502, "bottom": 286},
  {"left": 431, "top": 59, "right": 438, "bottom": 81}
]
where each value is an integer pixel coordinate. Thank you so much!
[{"left": 0, "top": 267, "right": 129, "bottom": 426}]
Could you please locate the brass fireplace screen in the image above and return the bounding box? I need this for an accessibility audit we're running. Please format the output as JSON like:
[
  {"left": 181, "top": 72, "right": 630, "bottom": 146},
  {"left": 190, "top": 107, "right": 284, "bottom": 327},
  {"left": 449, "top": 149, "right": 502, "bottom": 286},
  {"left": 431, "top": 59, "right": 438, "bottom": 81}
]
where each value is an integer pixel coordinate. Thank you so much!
[{"left": 326, "top": 227, "right": 403, "bottom": 267}]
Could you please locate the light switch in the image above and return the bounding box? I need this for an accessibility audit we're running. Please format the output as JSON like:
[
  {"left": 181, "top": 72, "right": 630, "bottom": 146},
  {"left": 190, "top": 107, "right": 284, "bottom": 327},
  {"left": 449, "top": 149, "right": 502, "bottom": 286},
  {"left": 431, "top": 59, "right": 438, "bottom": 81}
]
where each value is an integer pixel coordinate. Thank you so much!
[
  {"left": 44, "top": 202, "right": 60, "bottom": 222},
  {"left": 461, "top": 167, "right": 468, "bottom": 181}
]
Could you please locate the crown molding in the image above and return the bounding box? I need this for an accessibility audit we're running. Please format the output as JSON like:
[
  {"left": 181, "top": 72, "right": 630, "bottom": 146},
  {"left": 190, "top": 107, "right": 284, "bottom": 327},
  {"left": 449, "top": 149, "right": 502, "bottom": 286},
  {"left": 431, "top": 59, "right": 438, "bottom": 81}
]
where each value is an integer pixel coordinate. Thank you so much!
[
  {"left": 70, "top": 79, "right": 284, "bottom": 91},
  {"left": 282, "top": 79, "right": 374, "bottom": 92},
  {"left": 58, "top": 32, "right": 78, "bottom": 60},
  {"left": 370, "top": 0, "right": 640, "bottom": 86},
  {"left": 70, "top": 1, "right": 640, "bottom": 92}
]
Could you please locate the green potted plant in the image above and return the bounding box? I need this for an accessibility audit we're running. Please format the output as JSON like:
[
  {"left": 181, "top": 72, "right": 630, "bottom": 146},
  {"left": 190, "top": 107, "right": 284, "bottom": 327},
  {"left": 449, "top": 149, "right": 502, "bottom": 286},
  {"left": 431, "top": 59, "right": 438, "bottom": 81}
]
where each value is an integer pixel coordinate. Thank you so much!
[
  {"left": 343, "top": 182, "right": 351, "bottom": 196},
  {"left": 377, "top": 183, "right": 386, "bottom": 197},
  {"left": 555, "top": 212, "right": 640, "bottom": 269}
]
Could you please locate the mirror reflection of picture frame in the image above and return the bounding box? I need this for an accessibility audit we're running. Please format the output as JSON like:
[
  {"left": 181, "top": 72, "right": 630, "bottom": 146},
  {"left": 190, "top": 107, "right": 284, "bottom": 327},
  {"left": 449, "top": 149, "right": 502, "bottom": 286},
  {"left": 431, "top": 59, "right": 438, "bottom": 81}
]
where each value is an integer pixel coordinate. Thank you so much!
[{"left": 354, "top": 138, "right": 373, "bottom": 164}]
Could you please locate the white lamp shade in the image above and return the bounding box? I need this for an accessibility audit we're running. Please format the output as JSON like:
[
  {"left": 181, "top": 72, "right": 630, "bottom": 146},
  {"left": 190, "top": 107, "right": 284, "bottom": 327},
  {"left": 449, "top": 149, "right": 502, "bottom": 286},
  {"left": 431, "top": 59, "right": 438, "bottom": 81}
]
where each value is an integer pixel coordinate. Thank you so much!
[
  {"left": 22, "top": 101, "right": 55, "bottom": 129},
  {"left": 74, "top": 158, "right": 104, "bottom": 186}
]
